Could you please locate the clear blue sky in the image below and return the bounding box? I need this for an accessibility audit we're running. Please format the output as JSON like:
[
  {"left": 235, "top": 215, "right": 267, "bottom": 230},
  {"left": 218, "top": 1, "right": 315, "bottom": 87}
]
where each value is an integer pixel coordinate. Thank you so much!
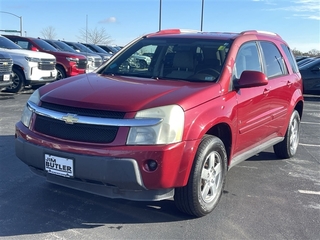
[{"left": 1, "top": 0, "right": 319, "bottom": 52}]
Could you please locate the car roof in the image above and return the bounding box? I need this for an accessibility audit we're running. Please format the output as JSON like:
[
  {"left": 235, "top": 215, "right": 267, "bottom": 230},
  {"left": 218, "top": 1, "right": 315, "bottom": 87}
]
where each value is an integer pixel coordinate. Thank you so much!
[{"left": 144, "top": 29, "right": 282, "bottom": 41}]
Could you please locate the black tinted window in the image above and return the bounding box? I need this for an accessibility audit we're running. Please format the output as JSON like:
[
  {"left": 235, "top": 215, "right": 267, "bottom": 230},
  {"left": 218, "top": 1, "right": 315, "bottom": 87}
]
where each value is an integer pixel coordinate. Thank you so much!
[
  {"left": 33, "top": 39, "right": 58, "bottom": 51},
  {"left": 260, "top": 41, "right": 287, "bottom": 78},
  {"left": 0, "top": 36, "right": 21, "bottom": 49},
  {"left": 281, "top": 44, "right": 299, "bottom": 73}
]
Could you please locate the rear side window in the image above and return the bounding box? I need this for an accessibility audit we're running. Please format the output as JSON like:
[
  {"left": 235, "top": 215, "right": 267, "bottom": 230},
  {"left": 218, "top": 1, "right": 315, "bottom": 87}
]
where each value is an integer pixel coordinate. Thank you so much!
[
  {"left": 16, "top": 40, "right": 29, "bottom": 50},
  {"left": 260, "top": 41, "right": 288, "bottom": 79},
  {"left": 281, "top": 44, "right": 299, "bottom": 73}
]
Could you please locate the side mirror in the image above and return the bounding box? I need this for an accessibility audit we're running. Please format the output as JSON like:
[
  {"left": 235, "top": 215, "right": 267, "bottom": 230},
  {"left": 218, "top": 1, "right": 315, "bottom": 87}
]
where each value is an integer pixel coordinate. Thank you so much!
[
  {"left": 235, "top": 70, "right": 268, "bottom": 89},
  {"left": 31, "top": 46, "right": 39, "bottom": 51}
]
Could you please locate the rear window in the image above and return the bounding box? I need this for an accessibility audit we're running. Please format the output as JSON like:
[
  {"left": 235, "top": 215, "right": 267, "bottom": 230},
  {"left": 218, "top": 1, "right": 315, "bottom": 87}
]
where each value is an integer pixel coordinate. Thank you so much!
[{"left": 281, "top": 44, "right": 299, "bottom": 73}]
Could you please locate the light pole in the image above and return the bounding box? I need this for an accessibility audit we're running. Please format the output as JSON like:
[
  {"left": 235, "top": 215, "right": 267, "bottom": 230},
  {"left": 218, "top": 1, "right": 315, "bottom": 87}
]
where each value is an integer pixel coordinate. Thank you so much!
[
  {"left": 0, "top": 11, "right": 23, "bottom": 36},
  {"left": 159, "top": 0, "right": 162, "bottom": 31},
  {"left": 200, "top": 0, "right": 204, "bottom": 31}
]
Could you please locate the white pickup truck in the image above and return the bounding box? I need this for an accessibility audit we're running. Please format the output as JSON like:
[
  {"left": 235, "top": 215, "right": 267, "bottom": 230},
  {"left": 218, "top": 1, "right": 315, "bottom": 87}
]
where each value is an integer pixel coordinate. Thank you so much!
[{"left": 0, "top": 35, "right": 57, "bottom": 93}]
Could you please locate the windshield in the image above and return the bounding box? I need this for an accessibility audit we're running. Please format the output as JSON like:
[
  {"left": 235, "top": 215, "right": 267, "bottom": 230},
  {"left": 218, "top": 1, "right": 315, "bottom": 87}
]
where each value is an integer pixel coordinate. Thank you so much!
[
  {"left": 33, "top": 39, "right": 58, "bottom": 51},
  {"left": 73, "top": 42, "right": 94, "bottom": 53},
  {"left": 99, "top": 37, "right": 231, "bottom": 82},
  {"left": 0, "top": 36, "right": 22, "bottom": 49},
  {"left": 54, "top": 41, "right": 76, "bottom": 52},
  {"left": 90, "top": 44, "right": 109, "bottom": 53}
]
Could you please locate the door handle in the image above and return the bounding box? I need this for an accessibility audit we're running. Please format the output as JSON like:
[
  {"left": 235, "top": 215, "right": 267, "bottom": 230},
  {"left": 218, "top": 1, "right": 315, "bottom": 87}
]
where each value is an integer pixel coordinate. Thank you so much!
[
  {"left": 287, "top": 81, "right": 293, "bottom": 86},
  {"left": 263, "top": 87, "right": 270, "bottom": 94}
]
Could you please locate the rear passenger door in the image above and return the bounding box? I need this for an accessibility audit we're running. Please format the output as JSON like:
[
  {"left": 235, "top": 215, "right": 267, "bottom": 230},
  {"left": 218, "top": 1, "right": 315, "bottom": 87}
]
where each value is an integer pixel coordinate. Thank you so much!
[{"left": 259, "top": 41, "right": 295, "bottom": 134}]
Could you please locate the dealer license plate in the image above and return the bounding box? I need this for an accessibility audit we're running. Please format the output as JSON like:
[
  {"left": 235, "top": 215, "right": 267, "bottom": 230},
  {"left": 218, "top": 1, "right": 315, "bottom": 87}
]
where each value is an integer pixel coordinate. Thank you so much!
[
  {"left": 45, "top": 154, "right": 74, "bottom": 178},
  {"left": 3, "top": 74, "right": 10, "bottom": 81}
]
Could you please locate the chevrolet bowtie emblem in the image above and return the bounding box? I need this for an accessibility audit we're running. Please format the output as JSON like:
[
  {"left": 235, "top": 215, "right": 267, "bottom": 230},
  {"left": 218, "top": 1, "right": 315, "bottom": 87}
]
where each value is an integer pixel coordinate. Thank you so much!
[{"left": 61, "top": 114, "right": 78, "bottom": 124}]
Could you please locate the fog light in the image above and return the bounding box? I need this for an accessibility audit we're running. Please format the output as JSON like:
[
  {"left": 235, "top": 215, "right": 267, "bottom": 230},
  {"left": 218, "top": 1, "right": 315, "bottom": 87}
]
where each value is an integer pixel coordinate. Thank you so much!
[{"left": 144, "top": 159, "right": 158, "bottom": 172}]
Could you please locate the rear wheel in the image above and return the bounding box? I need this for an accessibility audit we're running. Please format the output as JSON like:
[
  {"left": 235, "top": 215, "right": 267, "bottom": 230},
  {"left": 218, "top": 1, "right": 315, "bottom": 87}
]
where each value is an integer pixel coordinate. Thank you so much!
[
  {"left": 273, "top": 110, "right": 300, "bottom": 159},
  {"left": 174, "top": 135, "right": 227, "bottom": 217},
  {"left": 5, "top": 68, "right": 24, "bottom": 93}
]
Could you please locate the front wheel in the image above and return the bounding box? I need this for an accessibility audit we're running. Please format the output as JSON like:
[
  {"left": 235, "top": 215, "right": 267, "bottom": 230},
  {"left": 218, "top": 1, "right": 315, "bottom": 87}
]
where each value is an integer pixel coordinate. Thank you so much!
[
  {"left": 174, "top": 135, "right": 227, "bottom": 217},
  {"left": 273, "top": 110, "right": 301, "bottom": 159},
  {"left": 56, "top": 65, "right": 66, "bottom": 80},
  {"left": 5, "top": 68, "right": 25, "bottom": 93}
]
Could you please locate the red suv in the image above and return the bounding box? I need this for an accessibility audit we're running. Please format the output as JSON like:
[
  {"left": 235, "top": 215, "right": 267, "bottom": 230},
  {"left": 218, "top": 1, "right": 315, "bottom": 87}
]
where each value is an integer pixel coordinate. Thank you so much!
[
  {"left": 4, "top": 35, "right": 87, "bottom": 80},
  {"left": 15, "top": 29, "right": 304, "bottom": 217}
]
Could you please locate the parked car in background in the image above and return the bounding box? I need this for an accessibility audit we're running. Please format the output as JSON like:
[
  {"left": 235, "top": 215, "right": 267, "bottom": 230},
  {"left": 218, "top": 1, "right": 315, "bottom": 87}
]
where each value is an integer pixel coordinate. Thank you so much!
[
  {"left": 0, "top": 52, "right": 13, "bottom": 91},
  {"left": 297, "top": 57, "right": 315, "bottom": 67},
  {"left": 0, "top": 35, "right": 57, "bottom": 93},
  {"left": 299, "top": 57, "right": 320, "bottom": 94},
  {"left": 81, "top": 43, "right": 114, "bottom": 56},
  {"left": 295, "top": 56, "right": 309, "bottom": 62},
  {"left": 62, "top": 41, "right": 112, "bottom": 62},
  {"left": 15, "top": 29, "right": 304, "bottom": 217},
  {"left": 127, "top": 53, "right": 151, "bottom": 69},
  {"left": 44, "top": 39, "right": 102, "bottom": 72},
  {"left": 4, "top": 35, "right": 87, "bottom": 80},
  {"left": 97, "top": 44, "right": 119, "bottom": 54}
]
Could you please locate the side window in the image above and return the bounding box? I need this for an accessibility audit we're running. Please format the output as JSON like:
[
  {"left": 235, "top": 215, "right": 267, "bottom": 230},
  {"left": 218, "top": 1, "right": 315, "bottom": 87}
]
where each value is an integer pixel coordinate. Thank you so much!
[
  {"left": 260, "top": 41, "right": 288, "bottom": 78},
  {"left": 233, "top": 41, "right": 262, "bottom": 79},
  {"left": 281, "top": 44, "right": 299, "bottom": 73},
  {"left": 16, "top": 40, "right": 29, "bottom": 50}
]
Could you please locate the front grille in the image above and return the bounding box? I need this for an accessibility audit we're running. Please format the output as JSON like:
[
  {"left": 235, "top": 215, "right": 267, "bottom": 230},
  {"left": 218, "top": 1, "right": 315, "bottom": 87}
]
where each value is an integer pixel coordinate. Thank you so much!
[
  {"left": 38, "top": 60, "right": 55, "bottom": 70},
  {"left": 34, "top": 115, "right": 118, "bottom": 143},
  {"left": 34, "top": 102, "right": 126, "bottom": 143},
  {"left": 94, "top": 59, "right": 102, "bottom": 68},
  {"left": 0, "top": 58, "right": 13, "bottom": 73},
  {"left": 78, "top": 59, "right": 87, "bottom": 69}
]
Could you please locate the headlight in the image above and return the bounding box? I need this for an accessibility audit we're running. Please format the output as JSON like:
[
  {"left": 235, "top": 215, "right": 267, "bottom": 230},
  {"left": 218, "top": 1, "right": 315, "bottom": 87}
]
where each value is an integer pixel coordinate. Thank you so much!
[
  {"left": 127, "top": 105, "right": 184, "bottom": 145},
  {"left": 21, "top": 89, "right": 40, "bottom": 128},
  {"left": 66, "top": 57, "right": 79, "bottom": 63},
  {"left": 25, "top": 57, "right": 41, "bottom": 62}
]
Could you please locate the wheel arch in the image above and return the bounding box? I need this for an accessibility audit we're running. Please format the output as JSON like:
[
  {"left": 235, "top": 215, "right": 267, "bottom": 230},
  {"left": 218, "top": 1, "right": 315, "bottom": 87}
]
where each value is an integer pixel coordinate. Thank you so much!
[
  {"left": 12, "top": 64, "right": 25, "bottom": 79},
  {"left": 205, "top": 123, "right": 232, "bottom": 168},
  {"left": 294, "top": 99, "right": 304, "bottom": 120}
]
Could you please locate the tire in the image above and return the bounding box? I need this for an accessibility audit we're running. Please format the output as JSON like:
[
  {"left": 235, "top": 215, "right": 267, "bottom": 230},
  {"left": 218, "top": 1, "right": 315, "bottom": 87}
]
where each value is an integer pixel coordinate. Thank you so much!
[
  {"left": 174, "top": 135, "right": 227, "bottom": 217},
  {"left": 139, "top": 60, "right": 147, "bottom": 69},
  {"left": 56, "top": 65, "right": 66, "bottom": 80},
  {"left": 4, "top": 68, "right": 25, "bottom": 93},
  {"left": 273, "top": 110, "right": 301, "bottom": 159}
]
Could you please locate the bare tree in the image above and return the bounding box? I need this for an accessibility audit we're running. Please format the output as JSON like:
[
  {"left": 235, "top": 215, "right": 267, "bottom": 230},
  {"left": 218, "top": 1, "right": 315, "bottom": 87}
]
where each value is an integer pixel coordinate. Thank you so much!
[
  {"left": 77, "top": 27, "right": 112, "bottom": 44},
  {"left": 308, "top": 49, "right": 320, "bottom": 57},
  {"left": 41, "top": 26, "right": 57, "bottom": 39}
]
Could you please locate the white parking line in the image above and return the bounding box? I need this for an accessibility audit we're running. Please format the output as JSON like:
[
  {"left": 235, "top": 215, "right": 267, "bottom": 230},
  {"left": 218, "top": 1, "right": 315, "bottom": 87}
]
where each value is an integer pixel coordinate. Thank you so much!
[
  {"left": 299, "top": 143, "right": 320, "bottom": 147},
  {"left": 301, "top": 122, "right": 320, "bottom": 125},
  {"left": 298, "top": 190, "right": 320, "bottom": 195}
]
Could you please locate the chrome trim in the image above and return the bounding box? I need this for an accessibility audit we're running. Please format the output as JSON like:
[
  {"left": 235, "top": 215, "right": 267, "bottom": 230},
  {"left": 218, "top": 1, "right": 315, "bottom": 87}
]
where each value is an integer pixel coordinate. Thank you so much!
[{"left": 27, "top": 101, "right": 163, "bottom": 127}]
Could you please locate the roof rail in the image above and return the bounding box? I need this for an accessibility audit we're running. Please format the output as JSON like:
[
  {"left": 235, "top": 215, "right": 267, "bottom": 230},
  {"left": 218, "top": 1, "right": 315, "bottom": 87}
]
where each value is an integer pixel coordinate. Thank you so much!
[
  {"left": 240, "top": 30, "right": 281, "bottom": 38},
  {"left": 155, "top": 29, "right": 199, "bottom": 35}
]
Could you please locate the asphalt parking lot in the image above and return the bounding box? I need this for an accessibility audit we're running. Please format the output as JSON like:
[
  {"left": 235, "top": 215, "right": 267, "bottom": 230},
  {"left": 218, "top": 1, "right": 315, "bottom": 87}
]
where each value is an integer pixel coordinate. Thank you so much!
[{"left": 0, "top": 90, "right": 319, "bottom": 240}]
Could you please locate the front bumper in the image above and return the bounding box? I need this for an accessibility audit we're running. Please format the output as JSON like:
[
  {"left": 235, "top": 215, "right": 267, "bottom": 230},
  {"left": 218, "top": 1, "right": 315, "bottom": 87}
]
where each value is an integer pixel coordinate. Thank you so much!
[
  {"left": 0, "top": 74, "right": 13, "bottom": 88},
  {"left": 15, "top": 122, "right": 199, "bottom": 201},
  {"left": 15, "top": 136, "right": 174, "bottom": 201},
  {"left": 25, "top": 67, "right": 57, "bottom": 82}
]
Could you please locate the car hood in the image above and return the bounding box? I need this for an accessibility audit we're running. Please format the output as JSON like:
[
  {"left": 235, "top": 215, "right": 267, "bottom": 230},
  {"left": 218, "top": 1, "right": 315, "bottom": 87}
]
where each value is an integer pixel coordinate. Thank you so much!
[
  {"left": 0, "top": 48, "right": 56, "bottom": 59},
  {"left": 39, "top": 73, "right": 222, "bottom": 112}
]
